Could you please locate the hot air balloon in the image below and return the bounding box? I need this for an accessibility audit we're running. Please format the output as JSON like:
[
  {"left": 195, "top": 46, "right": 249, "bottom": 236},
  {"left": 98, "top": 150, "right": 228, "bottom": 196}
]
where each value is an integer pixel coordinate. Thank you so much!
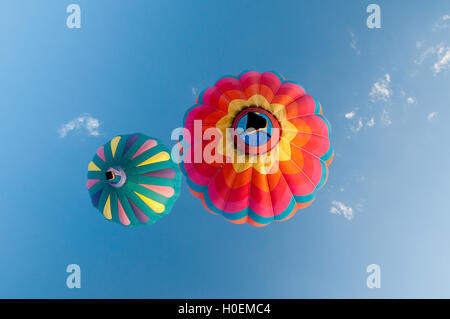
[
  {"left": 87, "top": 133, "right": 181, "bottom": 227},
  {"left": 179, "top": 71, "right": 333, "bottom": 226}
]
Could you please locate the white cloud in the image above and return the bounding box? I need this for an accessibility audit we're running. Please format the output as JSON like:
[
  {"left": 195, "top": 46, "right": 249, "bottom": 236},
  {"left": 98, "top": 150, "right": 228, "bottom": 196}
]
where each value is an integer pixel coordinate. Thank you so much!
[
  {"left": 432, "top": 14, "right": 450, "bottom": 31},
  {"left": 349, "top": 115, "right": 375, "bottom": 133},
  {"left": 345, "top": 111, "right": 355, "bottom": 119},
  {"left": 58, "top": 114, "right": 100, "bottom": 138},
  {"left": 330, "top": 201, "right": 354, "bottom": 220},
  {"left": 427, "top": 112, "right": 438, "bottom": 121},
  {"left": 192, "top": 87, "right": 198, "bottom": 95},
  {"left": 351, "top": 118, "right": 363, "bottom": 133},
  {"left": 416, "top": 41, "right": 423, "bottom": 49},
  {"left": 381, "top": 109, "right": 392, "bottom": 126},
  {"left": 349, "top": 32, "right": 360, "bottom": 55},
  {"left": 416, "top": 46, "right": 435, "bottom": 64},
  {"left": 406, "top": 97, "right": 415, "bottom": 104},
  {"left": 434, "top": 47, "right": 450, "bottom": 74},
  {"left": 370, "top": 74, "right": 392, "bottom": 102},
  {"left": 416, "top": 43, "right": 450, "bottom": 75}
]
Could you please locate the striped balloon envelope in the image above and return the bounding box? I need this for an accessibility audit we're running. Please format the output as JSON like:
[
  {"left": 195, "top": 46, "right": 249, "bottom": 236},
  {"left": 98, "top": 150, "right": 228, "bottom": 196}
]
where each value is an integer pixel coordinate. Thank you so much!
[
  {"left": 180, "top": 71, "right": 333, "bottom": 227},
  {"left": 87, "top": 133, "right": 181, "bottom": 227}
]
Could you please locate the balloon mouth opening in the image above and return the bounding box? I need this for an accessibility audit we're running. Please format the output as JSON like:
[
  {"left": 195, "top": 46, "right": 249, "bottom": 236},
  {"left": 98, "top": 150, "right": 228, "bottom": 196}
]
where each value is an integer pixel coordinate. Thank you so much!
[
  {"left": 106, "top": 166, "right": 127, "bottom": 188},
  {"left": 105, "top": 171, "right": 114, "bottom": 180},
  {"left": 231, "top": 106, "right": 281, "bottom": 156}
]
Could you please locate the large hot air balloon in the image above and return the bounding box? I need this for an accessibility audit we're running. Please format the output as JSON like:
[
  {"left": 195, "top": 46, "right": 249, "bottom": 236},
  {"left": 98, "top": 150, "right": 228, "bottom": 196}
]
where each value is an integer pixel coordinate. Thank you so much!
[
  {"left": 87, "top": 133, "right": 181, "bottom": 227},
  {"left": 179, "top": 71, "right": 333, "bottom": 226}
]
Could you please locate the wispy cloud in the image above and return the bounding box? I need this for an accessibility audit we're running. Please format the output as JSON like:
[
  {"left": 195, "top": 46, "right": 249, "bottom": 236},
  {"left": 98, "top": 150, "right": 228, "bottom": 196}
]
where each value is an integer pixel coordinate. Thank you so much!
[
  {"left": 349, "top": 31, "right": 360, "bottom": 55},
  {"left": 370, "top": 74, "right": 392, "bottom": 102},
  {"left": 350, "top": 118, "right": 363, "bottom": 133},
  {"left": 192, "top": 87, "right": 198, "bottom": 95},
  {"left": 381, "top": 109, "right": 392, "bottom": 126},
  {"left": 406, "top": 97, "right": 415, "bottom": 104},
  {"left": 330, "top": 201, "right": 354, "bottom": 220},
  {"left": 434, "top": 46, "right": 450, "bottom": 74},
  {"left": 346, "top": 108, "right": 376, "bottom": 133},
  {"left": 58, "top": 114, "right": 100, "bottom": 138},
  {"left": 400, "top": 90, "right": 416, "bottom": 104},
  {"left": 350, "top": 116, "right": 376, "bottom": 132},
  {"left": 345, "top": 111, "right": 355, "bottom": 119},
  {"left": 432, "top": 14, "right": 450, "bottom": 31},
  {"left": 416, "top": 43, "right": 450, "bottom": 75},
  {"left": 427, "top": 112, "right": 438, "bottom": 121}
]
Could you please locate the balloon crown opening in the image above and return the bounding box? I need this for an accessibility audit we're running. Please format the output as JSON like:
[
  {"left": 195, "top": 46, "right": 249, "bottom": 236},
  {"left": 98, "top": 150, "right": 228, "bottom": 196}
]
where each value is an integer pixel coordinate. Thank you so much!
[
  {"left": 231, "top": 106, "right": 281, "bottom": 156},
  {"left": 245, "top": 112, "right": 268, "bottom": 133},
  {"left": 106, "top": 166, "right": 127, "bottom": 188},
  {"left": 105, "top": 171, "right": 114, "bottom": 180}
]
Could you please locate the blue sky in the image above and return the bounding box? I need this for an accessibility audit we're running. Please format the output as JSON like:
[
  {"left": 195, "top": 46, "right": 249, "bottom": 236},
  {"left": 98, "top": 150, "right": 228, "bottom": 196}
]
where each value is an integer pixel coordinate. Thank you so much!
[{"left": 0, "top": 0, "right": 450, "bottom": 298}]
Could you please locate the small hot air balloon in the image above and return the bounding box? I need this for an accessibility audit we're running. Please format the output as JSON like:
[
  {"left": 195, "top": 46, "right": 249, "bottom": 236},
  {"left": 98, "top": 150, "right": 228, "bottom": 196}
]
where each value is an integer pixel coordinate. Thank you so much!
[
  {"left": 180, "top": 71, "right": 333, "bottom": 226},
  {"left": 87, "top": 133, "right": 181, "bottom": 227}
]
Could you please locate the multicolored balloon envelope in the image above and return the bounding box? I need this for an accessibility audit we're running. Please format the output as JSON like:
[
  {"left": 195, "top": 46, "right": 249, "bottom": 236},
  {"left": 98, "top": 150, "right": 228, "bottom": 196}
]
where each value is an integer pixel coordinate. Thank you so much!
[
  {"left": 180, "top": 71, "right": 334, "bottom": 227},
  {"left": 87, "top": 133, "right": 181, "bottom": 227}
]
